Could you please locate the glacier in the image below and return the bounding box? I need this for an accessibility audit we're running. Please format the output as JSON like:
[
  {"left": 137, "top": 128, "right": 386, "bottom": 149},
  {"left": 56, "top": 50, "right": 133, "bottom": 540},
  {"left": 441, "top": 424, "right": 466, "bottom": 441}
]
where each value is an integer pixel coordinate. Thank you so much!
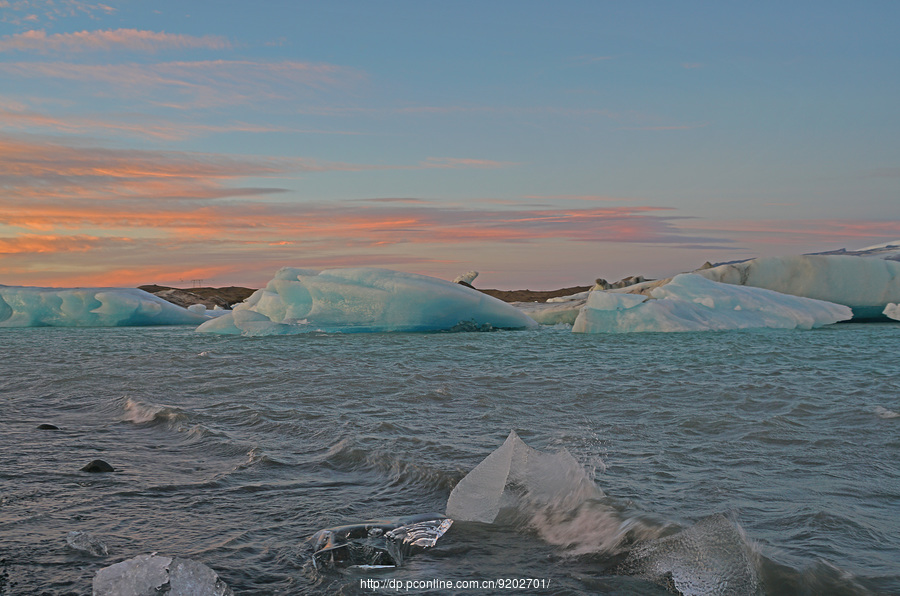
[
  {"left": 572, "top": 274, "right": 852, "bottom": 333},
  {"left": 0, "top": 286, "right": 208, "bottom": 327},
  {"left": 694, "top": 255, "right": 900, "bottom": 320},
  {"left": 196, "top": 267, "right": 537, "bottom": 335}
]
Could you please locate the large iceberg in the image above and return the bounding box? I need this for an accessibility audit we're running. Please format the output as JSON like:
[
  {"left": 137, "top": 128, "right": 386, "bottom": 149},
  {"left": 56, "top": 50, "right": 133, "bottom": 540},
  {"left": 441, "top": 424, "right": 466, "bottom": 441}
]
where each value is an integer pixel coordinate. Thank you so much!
[
  {"left": 694, "top": 255, "right": 900, "bottom": 320},
  {"left": 197, "top": 267, "right": 537, "bottom": 335},
  {"left": 0, "top": 286, "right": 208, "bottom": 327},
  {"left": 572, "top": 274, "right": 851, "bottom": 333}
]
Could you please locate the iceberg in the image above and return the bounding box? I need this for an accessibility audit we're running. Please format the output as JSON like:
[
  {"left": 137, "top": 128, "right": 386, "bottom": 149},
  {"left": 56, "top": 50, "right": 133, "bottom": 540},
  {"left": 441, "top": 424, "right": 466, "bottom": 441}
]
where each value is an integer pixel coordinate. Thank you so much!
[
  {"left": 885, "top": 303, "right": 900, "bottom": 321},
  {"left": 0, "top": 286, "right": 208, "bottom": 327},
  {"left": 572, "top": 274, "right": 851, "bottom": 333},
  {"left": 196, "top": 267, "right": 537, "bottom": 335},
  {"left": 695, "top": 255, "right": 900, "bottom": 320}
]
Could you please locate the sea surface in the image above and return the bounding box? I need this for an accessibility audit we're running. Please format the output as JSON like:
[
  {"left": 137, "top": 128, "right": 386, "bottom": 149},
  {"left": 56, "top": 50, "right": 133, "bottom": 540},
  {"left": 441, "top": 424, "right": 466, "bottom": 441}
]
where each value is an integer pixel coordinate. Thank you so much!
[{"left": 1, "top": 322, "right": 898, "bottom": 595}]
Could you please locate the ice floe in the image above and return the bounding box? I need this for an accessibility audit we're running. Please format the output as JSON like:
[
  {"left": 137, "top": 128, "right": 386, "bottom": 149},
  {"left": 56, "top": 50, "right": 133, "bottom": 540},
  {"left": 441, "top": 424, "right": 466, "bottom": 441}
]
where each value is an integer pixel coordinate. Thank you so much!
[
  {"left": 196, "top": 267, "right": 537, "bottom": 335},
  {"left": 695, "top": 255, "right": 900, "bottom": 320},
  {"left": 572, "top": 274, "right": 852, "bottom": 333},
  {"left": 0, "top": 286, "right": 208, "bottom": 327}
]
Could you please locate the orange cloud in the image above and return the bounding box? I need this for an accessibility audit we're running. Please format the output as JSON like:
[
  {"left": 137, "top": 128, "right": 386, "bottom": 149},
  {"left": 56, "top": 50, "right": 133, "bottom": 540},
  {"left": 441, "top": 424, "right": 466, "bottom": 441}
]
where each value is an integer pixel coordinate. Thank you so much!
[{"left": 0, "top": 29, "right": 231, "bottom": 52}]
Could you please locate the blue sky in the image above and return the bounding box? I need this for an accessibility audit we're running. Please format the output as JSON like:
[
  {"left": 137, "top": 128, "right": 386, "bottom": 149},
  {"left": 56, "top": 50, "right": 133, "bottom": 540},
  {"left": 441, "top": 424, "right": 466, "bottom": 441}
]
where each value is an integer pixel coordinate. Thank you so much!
[{"left": 1, "top": 1, "right": 898, "bottom": 288}]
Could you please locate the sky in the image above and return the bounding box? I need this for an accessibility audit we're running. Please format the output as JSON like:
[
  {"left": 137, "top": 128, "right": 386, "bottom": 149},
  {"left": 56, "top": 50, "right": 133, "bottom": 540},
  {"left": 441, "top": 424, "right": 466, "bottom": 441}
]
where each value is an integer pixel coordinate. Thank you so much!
[{"left": 1, "top": 1, "right": 898, "bottom": 289}]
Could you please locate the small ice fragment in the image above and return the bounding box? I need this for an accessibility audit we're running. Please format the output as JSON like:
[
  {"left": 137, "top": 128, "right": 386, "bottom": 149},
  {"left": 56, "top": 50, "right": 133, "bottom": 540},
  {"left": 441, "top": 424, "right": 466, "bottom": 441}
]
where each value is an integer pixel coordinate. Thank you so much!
[
  {"left": 66, "top": 530, "right": 108, "bottom": 556},
  {"left": 93, "top": 553, "right": 233, "bottom": 596}
]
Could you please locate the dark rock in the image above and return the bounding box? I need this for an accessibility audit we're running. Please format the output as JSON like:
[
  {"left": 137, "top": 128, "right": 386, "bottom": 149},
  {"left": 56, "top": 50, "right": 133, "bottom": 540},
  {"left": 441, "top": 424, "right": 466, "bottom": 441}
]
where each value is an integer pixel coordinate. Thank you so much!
[
  {"left": 81, "top": 460, "right": 114, "bottom": 473},
  {"left": 37, "top": 423, "right": 60, "bottom": 430}
]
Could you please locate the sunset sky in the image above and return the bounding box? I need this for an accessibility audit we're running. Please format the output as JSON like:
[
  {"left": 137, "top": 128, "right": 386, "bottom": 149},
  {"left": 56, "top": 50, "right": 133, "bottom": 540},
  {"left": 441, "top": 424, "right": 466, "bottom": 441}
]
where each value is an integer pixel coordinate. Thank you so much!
[{"left": 1, "top": 1, "right": 898, "bottom": 289}]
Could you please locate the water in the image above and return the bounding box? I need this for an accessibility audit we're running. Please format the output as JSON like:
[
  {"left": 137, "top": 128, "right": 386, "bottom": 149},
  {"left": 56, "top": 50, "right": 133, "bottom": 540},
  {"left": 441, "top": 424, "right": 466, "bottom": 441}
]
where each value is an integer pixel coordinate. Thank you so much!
[{"left": 1, "top": 323, "right": 898, "bottom": 594}]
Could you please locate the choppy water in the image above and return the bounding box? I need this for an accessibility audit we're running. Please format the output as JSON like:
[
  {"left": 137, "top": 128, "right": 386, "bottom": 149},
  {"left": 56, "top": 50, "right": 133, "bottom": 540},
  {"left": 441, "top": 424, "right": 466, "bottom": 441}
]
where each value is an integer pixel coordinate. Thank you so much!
[{"left": 1, "top": 323, "right": 898, "bottom": 595}]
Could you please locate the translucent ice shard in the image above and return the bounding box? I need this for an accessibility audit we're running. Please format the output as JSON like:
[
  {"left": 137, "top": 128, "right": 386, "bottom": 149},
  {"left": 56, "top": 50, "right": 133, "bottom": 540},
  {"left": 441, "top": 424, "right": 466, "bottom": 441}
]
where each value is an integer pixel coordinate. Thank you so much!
[
  {"left": 66, "top": 530, "right": 108, "bottom": 557},
  {"left": 446, "top": 430, "right": 602, "bottom": 524},
  {"left": 92, "top": 553, "right": 232, "bottom": 596},
  {"left": 620, "top": 514, "right": 761, "bottom": 596},
  {"left": 308, "top": 513, "right": 452, "bottom": 569}
]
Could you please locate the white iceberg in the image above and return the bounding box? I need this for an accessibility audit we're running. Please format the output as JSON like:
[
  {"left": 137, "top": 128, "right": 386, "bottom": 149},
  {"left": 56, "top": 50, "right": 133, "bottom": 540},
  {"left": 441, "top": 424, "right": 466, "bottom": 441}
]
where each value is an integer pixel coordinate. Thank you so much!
[
  {"left": 572, "top": 274, "right": 851, "bottom": 333},
  {"left": 695, "top": 255, "right": 900, "bottom": 320},
  {"left": 196, "top": 267, "right": 537, "bottom": 335},
  {"left": 0, "top": 286, "right": 208, "bottom": 327},
  {"left": 885, "top": 303, "right": 900, "bottom": 321}
]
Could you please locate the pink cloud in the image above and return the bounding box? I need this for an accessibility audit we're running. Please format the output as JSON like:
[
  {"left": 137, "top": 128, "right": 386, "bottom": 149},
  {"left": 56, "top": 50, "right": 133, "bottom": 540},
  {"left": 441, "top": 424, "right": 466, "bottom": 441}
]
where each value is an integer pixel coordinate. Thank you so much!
[
  {"left": 0, "top": 59, "right": 364, "bottom": 108},
  {"left": 0, "top": 29, "right": 231, "bottom": 52}
]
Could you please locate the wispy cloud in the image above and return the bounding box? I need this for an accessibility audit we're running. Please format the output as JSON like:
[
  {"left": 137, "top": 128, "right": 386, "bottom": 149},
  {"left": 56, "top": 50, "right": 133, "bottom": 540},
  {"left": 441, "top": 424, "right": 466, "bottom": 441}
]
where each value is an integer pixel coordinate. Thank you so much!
[
  {"left": 0, "top": 59, "right": 365, "bottom": 108},
  {"left": 0, "top": 1, "right": 115, "bottom": 27},
  {"left": 0, "top": 106, "right": 365, "bottom": 140},
  {"left": 0, "top": 29, "right": 231, "bottom": 52}
]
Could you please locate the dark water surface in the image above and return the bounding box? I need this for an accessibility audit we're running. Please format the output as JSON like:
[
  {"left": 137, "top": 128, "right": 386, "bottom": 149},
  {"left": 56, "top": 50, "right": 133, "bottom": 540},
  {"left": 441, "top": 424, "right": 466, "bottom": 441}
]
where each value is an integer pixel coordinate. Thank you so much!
[{"left": 1, "top": 323, "right": 898, "bottom": 594}]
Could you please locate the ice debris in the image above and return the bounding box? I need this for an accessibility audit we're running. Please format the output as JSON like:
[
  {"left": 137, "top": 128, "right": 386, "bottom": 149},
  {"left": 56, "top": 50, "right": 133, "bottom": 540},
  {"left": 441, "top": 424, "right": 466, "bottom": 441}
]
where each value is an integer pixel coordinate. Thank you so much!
[
  {"left": 620, "top": 514, "right": 761, "bottom": 596},
  {"left": 92, "top": 553, "right": 232, "bottom": 596},
  {"left": 308, "top": 514, "right": 453, "bottom": 569},
  {"left": 573, "top": 273, "right": 851, "bottom": 333},
  {"left": 66, "top": 531, "right": 108, "bottom": 557},
  {"left": 695, "top": 255, "right": 900, "bottom": 320},
  {"left": 446, "top": 430, "right": 601, "bottom": 524},
  {"left": 0, "top": 286, "right": 207, "bottom": 327},
  {"left": 197, "top": 267, "right": 537, "bottom": 335}
]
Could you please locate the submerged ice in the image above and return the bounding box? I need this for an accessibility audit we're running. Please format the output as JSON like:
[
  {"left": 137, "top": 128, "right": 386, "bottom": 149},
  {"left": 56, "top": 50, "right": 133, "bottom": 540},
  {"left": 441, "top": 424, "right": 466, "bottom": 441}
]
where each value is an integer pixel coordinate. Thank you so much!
[
  {"left": 197, "top": 267, "right": 537, "bottom": 335},
  {"left": 573, "top": 274, "right": 852, "bottom": 333},
  {"left": 0, "top": 286, "right": 208, "bottom": 327}
]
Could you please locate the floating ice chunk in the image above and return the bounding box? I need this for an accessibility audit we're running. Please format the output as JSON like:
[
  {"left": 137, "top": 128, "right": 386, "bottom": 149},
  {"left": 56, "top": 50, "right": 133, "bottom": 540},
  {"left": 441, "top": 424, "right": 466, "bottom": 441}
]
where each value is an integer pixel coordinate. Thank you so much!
[
  {"left": 874, "top": 406, "right": 899, "bottom": 419},
  {"left": 621, "top": 514, "right": 760, "bottom": 596},
  {"left": 695, "top": 255, "right": 900, "bottom": 320},
  {"left": 187, "top": 304, "right": 206, "bottom": 314},
  {"left": 453, "top": 270, "right": 479, "bottom": 285},
  {"left": 0, "top": 286, "right": 207, "bottom": 327},
  {"left": 512, "top": 300, "right": 585, "bottom": 325},
  {"left": 197, "top": 267, "right": 536, "bottom": 335},
  {"left": 446, "top": 430, "right": 602, "bottom": 524},
  {"left": 885, "top": 303, "right": 899, "bottom": 321},
  {"left": 572, "top": 274, "right": 851, "bottom": 333},
  {"left": 546, "top": 290, "right": 591, "bottom": 302},
  {"left": 93, "top": 553, "right": 232, "bottom": 596},
  {"left": 308, "top": 514, "right": 452, "bottom": 569},
  {"left": 66, "top": 530, "right": 108, "bottom": 556}
]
